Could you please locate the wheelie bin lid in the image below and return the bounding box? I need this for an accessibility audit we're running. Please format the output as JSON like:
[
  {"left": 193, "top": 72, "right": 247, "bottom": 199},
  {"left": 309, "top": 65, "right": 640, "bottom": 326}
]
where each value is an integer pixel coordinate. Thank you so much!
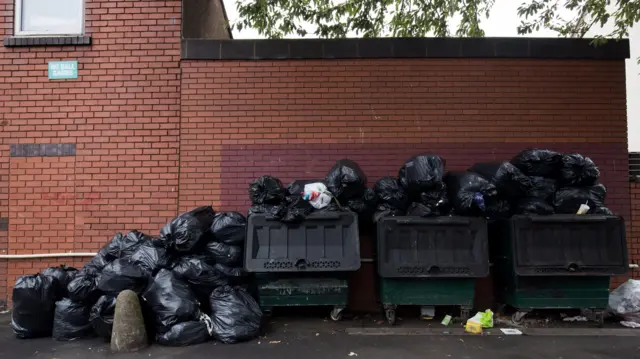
[
  {"left": 245, "top": 211, "right": 360, "bottom": 273},
  {"left": 507, "top": 215, "right": 628, "bottom": 276},
  {"left": 377, "top": 216, "right": 489, "bottom": 278}
]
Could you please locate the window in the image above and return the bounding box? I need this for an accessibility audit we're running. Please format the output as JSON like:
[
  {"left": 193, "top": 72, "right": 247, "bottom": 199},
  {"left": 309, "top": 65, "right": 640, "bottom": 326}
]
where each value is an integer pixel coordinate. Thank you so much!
[{"left": 15, "top": 0, "right": 83, "bottom": 36}]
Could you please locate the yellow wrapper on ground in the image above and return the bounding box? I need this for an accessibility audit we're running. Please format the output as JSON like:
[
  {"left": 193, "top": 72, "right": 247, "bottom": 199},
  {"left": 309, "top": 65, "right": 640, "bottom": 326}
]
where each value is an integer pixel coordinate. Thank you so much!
[{"left": 465, "top": 321, "right": 483, "bottom": 334}]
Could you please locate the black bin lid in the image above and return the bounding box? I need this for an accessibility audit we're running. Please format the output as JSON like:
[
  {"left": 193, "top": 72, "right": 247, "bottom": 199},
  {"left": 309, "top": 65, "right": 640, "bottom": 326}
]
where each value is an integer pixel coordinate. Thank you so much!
[
  {"left": 510, "top": 215, "right": 628, "bottom": 276},
  {"left": 245, "top": 211, "right": 360, "bottom": 273}
]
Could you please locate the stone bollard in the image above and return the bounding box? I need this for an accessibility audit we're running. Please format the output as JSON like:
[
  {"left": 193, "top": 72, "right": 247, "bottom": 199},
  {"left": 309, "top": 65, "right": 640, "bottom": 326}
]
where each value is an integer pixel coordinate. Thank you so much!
[{"left": 110, "top": 290, "right": 148, "bottom": 353}]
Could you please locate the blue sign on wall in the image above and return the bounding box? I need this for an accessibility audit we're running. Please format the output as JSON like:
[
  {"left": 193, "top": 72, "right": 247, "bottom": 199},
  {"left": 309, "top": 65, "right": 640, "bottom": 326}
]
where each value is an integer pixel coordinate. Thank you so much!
[{"left": 48, "top": 61, "right": 78, "bottom": 80}]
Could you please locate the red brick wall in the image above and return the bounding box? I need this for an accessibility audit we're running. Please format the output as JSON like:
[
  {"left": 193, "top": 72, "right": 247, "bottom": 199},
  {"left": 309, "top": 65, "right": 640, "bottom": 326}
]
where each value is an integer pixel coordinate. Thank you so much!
[
  {"left": 9, "top": 157, "right": 76, "bottom": 252},
  {"left": 0, "top": 0, "right": 182, "bottom": 307},
  {"left": 0, "top": 146, "right": 7, "bottom": 306}
]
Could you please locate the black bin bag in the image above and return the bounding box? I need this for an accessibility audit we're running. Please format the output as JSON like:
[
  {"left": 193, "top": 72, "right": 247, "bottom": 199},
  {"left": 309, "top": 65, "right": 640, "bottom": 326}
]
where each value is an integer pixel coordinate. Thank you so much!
[
  {"left": 172, "top": 255, "right": 230, "bottom": 297},
  {"left": 211, "top": 212, "right": 247, "bottom": 246},
  {"left": 527, "top": 176, "right": 557, "bottom": 200},
  {"left": 214, "top": 263, "right": 246, "bottom": 279},
  {"left": 363, "top": 187, "right": 378, "bottom": 205},
  {"left": 406, "top": 187, "right": 450, "bottom": 217},
  {"left": 398, "top": 154, "right": 445, "bottom": 195},
  {"left": 347, "top": 198, "right": 367, "bottom": 214},
  {"left": 590, "top": 206, "right": 614, "bottom": 215},
  {"left": 282, "top": 197, "right": 314, "bottom": 223},
  {"left": 248, "top": 203, "right": 286, "bottom": 219},
  {"left": 160, "top": 206, "right": 216, "bottom": 253},
  {"left": 468, "top": 162, "right": 531, "bottom": 197},
  {"left": 41, "top": 265, "right": 78, "bottom": 300},
  {"left": 347, "top": 188, "right": 377, "bottom": 218},
  {"left": 97, "top": 258, "right": 149, "bottom": 296},
  {"left": 406, "top": 202, "right": 434, "bottom": 217},
  {"left": 444, "top": 171, "right": 497, "bottom": 216},
  {"left": 209, "top": 263, "right": 250, "bottom": 294},
  {"left": 374, "top": 177, "right": 409, "bottom": 211},
  {"left": 143, "top": 269, "right": 201, "bottom": 334},
  {"left": 203, "top": 241, "right": 243, "bottom": 267},
  {"left": 484, "top": 197, "right": 512, "bottom": 219},
  {"left": 249, "top": 175, "right": 285, "bottom": 205},
  {"left": 419, "top": 185, "right": 450, "bottom": 216},
  {"left": 316, "top": 201, "right": 341, "bottom": 213},
  {"left": 11, "top": 274, "right": 57, "bottom": 339},
  {"left": 515, "top": 197, "right": 555, "bottom": 215},
  {"left": 84, "top": 252, "right": 110, "bottom": 272},
  {"left": 98, "top": 231, "right": 147, "bottom": 262},
  {"left": 374, "top": 203, "right": 406, "bottom": 222},
  {"left": 559, "top": 153, "right": 600, "bottom": 186},
  {"left": 209, "top": 286, "right": 262, "bottom": 344},
  {"left": 90, "top": 295, "right": 116, "bottom": 341},
  {"left": 156, "top": 320, "right": 211, "bottom": 347},
  {"left": 130, "top": 238, "right": 172, "bottom": 276},
  {"left": 325, "top": 159, "right": 367, "bottom": 200},
  {"left": 553, "top": 184, "right": 607, "bottom": 214},
  {"left": 67, "top": 268, "right": 102, "bottom": 305},
  {"left": 52, "top": 298, "right": 93, "bottom": 341},
  {"left": 511, "top": 148, "right": 563, "bottom": 178},
  {"left": 347, "top": 199, "right": 371, "bottom": 216}
]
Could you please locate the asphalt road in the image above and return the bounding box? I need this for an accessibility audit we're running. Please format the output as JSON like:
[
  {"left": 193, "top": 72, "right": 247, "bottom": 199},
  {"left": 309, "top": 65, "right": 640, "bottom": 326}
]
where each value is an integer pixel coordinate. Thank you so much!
[{"left": 1, "top": 315, "right": 638, "bottom": 359}]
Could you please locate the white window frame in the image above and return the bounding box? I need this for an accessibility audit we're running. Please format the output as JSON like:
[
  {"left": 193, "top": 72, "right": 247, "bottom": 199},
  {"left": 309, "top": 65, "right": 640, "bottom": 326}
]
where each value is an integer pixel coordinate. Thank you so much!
[{"left": 14, "top": 0, "right": 85, "bottom": 36}]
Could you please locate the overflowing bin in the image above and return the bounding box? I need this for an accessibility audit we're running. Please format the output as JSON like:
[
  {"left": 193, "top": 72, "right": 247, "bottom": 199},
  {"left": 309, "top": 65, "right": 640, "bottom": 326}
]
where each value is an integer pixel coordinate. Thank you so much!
[
  {"left": 245, "top": 211, "right": 360, "bottom": 321},
  {"left": 490, "top": 214, "right": 629, "bottom": 326},
  {"left": 377, "top": 216, "right": 489, "bottom": 325}
]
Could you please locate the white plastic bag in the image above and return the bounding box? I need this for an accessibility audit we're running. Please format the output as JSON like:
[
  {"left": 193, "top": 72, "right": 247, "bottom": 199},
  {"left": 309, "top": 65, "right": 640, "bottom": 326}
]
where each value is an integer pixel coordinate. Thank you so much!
[
  {"left": 303, "top": 183, "right": 332, "bottom": 209},
  {"left": 608, "top": 279, "right": 640, "bottom": 324},
  {"left": 199, "top": 312, "right": 214, "bottom": 336}
]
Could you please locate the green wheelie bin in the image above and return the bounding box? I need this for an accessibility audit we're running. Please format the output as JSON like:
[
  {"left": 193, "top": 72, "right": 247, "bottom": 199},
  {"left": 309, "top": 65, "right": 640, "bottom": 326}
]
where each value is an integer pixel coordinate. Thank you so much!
[
  {"left": 377, "top": 216, "right": 490, "bottom": 325},
  {"left": 245, "top": 211, "right": 360, "bottom": 321},
  {"left": 490, "top": 214, "right": 629, "bottom": 326}
]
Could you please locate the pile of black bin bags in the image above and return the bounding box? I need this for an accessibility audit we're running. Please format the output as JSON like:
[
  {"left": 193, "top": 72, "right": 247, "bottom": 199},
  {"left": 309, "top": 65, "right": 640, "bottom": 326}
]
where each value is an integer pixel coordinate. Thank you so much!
[
  {"left": 244, "top": 155, "right": 452, "bottom": 222},
  {"left": 372, "top": 150, "right": 610, "bottom": 219},
  {"left": 508, "top": 149, "right": 610, "bottom": 215},
  {"left": 248, "top": 159, "right": 377, "bottom": 223},
  {"left": 246, "top": 149, "right": 611, "bottom": 224},
  {"left": 374, "top": 154, "right": 450, "bottom": 220},
  {"left": 10, "top": 207, "right": 263, "bottom": 346},
  {"left": 457, "top": 149, "right": 610, "bottom": 218}
]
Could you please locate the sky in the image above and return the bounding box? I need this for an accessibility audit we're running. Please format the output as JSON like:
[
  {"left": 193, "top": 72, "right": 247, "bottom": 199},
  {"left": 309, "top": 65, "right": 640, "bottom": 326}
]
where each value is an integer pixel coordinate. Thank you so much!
[{"left": 223, "top": 0, "right": 640, "bottom": 151}]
